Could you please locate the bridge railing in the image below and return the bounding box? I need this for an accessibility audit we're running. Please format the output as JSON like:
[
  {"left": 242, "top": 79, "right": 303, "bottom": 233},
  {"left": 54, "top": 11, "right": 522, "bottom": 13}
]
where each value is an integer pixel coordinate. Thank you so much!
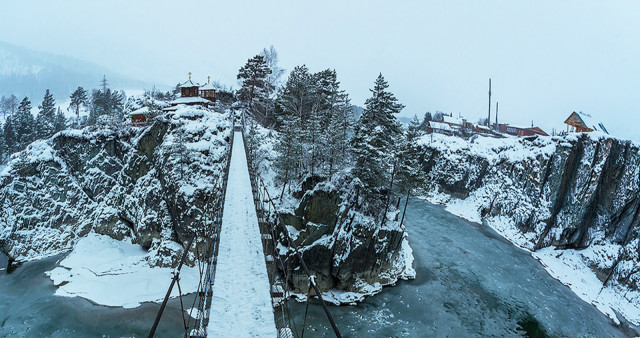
[{"left": 241, "top": 117, "right": 342, "bottom": 338}]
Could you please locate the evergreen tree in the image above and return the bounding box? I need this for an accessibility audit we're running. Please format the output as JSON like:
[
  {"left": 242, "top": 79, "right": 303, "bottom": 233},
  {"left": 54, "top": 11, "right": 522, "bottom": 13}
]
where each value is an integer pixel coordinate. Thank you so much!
[
  {"left": 36, "top": 89, "right": 57, "bottom": 139},
  {"left": 54, "top": 107, "right": 66, "bottom": 133},
  {"left": 352, "top": 74, "right": 404, "bottom": 194},
  {"left": 274, "top": 112, "right": 301, "bottom": 199},
  {"left": 13, "top": 97, "right": 35, "bottom": 149},
  {"left": 89, "top": 88, "right": 124, "bottom": 125},
  {"left": 69, "top": 86, "right": 88, "bottom": 122},
  {"left": 0, "top": 121, "right": 5, "bottom": 161},
  {"left": 3, "top": 116, "right": 16, "bottom": 155},
  {"left": 419, "top": 111, "right": 432, "bottom": 131},
  {"left": 407, "top": 114, "right": 423, "bottom": 139},
  {"left": 237, "top": 55, "right": 272, "bottom": 122}
]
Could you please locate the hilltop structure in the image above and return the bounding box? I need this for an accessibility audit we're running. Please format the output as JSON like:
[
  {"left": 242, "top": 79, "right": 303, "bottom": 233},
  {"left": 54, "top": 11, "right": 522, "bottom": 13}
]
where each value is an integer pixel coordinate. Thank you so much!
[{"left": 564, "top": 111, "right": 608, "bottom": 134}]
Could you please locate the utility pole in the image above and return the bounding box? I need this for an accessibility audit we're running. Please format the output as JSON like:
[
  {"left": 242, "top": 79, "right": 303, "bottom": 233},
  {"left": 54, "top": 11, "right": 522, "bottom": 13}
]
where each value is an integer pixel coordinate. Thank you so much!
[
  {"left": 101, "top": 75, "right": 109, "bottom": 93},
  {"left": 495, "top": 102, "right": 498, "bottom": 130},
  {"left": 487, "top": 78, "right": 491, "bottom": 127}
]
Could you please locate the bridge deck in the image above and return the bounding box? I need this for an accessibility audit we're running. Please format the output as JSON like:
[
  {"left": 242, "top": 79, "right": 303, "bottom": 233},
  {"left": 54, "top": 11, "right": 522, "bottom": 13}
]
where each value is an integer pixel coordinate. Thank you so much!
[{"left": 207, "top": 131, "right": 277, "bottom": 336}]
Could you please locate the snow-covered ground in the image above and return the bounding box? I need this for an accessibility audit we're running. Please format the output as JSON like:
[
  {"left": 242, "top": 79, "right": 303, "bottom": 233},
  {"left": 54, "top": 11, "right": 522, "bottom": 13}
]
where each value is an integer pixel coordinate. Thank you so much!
[
  {"left": 207, "top": 131, "right": 277, "bottom": 336},
  {"left": 45, "top": 233, "right": 200, "bottom": 308}
]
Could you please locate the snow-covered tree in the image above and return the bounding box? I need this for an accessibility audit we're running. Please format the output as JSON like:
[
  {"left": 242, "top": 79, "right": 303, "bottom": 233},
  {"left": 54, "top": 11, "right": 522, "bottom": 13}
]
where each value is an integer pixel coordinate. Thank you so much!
[
  {"left": 0, "top": 122, "right": 5, "bottom": 162},
  {"left": 237, "top": 55, "right": 272, "bottom": 122},
  {"left": 419, "top": 111, "right": 432, "bottom": 131},
  {"left": 88, "top": 88, "right": 124, "bottom": 125},
  {"left": 36, "top": 89, "right": 57, "bottom": 139},
  {"left": 54, "top": 107, "right": 66, "bottom": 133},
  {"left": 69, "top": 87, "right": 88, "bottom": 121},
  {"left": 274, "top": 113, "right": 301, "bottom": 199},
  {"left": 352, "top": 74, "right": 404, "bottom": 194},
  {"left": 260, "top": 46, "right": 285, "bottom": 126},
  {"left": 0, "top": 95, "right": 18, "bottom": 119},
  {"left": 2, "top": 116, "right": 16, "bottom": 155},
  {"left": 13, "top": 97, "right": 36, "bottom": 150}
]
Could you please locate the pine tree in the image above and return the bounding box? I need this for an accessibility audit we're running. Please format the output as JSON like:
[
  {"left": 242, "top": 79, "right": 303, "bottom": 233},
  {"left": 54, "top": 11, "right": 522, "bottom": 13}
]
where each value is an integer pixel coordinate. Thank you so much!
[
  {"left": 36, "top": 89, "right": 57, "bottom": 139},
  {"left": 3, "top": 116, "right": 16, "bottom": 155},
  {"left": 69, "top": 86, "right": 88, "bottom": 126},
  {"left": 407, "top": 115, "right": 423, "bottom": 139},
  {"left": 0, "top": 121, "right": 5, "bottom": 161},
  {"left": 237, "top": 55, "right": 272, "bottom": 122},
  {"left": 54, "top": 107, "right": 66, "bottom": 133},
  {"left": 419, "top": 111, "right": 432, "bottom": 131},
  {"left": 14, "top": 97, "right": 35, "bottom": 149},
  {"left": 352, "top": 74, "right": 404, "bottom": 194},
  {"left": 274, "top": 112, "right": 302, "bottom": 199}
]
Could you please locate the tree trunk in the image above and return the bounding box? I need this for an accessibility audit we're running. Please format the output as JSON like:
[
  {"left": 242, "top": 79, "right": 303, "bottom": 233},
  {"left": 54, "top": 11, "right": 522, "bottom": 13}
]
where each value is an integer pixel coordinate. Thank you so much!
[{"left": 399, "top": 189, "right": 411, "bottom": 228}]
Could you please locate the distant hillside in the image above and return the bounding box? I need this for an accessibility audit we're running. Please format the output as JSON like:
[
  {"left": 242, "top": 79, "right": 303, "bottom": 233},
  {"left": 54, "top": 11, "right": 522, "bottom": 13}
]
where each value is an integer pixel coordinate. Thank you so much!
[{"left": 0, "top": 41, "right": 152, "bottom": 101}]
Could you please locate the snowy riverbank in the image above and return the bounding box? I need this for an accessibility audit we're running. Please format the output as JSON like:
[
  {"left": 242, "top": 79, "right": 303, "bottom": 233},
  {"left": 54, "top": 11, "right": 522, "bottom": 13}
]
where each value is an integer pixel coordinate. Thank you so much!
[
  {"left": 425, "top": 193, "right": 640, "bottom": 328},
  {"left": 45, "top": 233, "right": 200, "bottom": 308}
]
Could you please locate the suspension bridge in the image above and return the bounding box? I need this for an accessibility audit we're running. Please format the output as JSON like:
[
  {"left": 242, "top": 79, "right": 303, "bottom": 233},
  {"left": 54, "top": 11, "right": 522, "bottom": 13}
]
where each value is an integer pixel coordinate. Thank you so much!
[{"left": 148, "top": 118, "right": 341, "bottom": 338}]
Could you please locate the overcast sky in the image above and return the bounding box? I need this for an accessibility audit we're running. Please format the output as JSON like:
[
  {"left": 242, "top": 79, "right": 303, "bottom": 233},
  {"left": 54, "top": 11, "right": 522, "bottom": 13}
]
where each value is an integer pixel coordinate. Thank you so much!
[{"left": 1, "top": 1, "right": 638, "bottom": 141}]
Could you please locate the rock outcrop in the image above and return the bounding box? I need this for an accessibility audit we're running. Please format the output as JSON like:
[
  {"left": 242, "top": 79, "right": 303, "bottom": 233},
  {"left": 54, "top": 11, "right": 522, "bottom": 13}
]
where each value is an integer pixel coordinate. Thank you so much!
[
  {"left": 0, "top": 107, "right": 231, "bottom": 266},
  {"left": 417, "top": 132, "right": 640, "bottom": 312},
  {"left": 276, "top": 174, "right": 415, "bottom": 299}
]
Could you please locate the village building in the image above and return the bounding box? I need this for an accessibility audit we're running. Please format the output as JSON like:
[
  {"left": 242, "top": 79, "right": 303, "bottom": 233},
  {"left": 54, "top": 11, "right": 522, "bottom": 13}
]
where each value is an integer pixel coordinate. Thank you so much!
[
  {"left": 496, "top": 123, "right": 549, "bottom": 137},
  {"left": 564, "top": 111, "right": 608, "bottom": 134},
  {"left": 129, "top": 106, "right": 149, "bottom": 126},
  {"left": 199, "top": 77, "right": 217, "bottom": 101}
]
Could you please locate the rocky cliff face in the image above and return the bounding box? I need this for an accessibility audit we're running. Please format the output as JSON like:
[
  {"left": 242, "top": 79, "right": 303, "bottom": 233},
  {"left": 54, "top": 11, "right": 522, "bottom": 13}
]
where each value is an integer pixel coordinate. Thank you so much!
[
  {"left": 0, "top": 107, "right": 231, "bottom": 266},
  {"left": 417, "top": 133, "right": 640, "bottom": 311},
  {"left": 273, "top": 173, "right": 415, "bottom": 301}
]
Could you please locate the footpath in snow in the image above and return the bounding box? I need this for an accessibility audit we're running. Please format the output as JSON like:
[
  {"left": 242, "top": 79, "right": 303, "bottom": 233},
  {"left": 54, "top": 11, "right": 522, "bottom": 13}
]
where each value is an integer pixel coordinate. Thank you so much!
[{"left": 207, "top": 131, "right": 277, "bottom": 336}]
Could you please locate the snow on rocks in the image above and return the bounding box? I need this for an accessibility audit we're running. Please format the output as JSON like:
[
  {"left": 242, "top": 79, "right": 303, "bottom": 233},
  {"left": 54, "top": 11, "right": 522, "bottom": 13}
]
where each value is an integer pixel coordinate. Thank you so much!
[
  {"left": 45, "top": 233, "right": 199, "bottom": 308},
  {"left": 417, "top": 132, "right": 640, "bottom": 326},
  {"left": 0, "top": 105, "right": 232, "bottom": 267}
]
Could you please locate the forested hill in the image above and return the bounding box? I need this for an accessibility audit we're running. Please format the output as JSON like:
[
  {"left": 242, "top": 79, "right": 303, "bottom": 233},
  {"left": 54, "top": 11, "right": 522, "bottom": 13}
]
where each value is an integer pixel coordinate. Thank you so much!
[{"left": 0, "top": 41, "right": 150, "bottom": 100}]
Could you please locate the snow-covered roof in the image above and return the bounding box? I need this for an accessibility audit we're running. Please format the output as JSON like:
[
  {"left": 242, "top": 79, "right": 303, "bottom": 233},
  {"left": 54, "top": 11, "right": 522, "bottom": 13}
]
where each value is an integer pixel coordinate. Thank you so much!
[
  {"left": 429, "top": 121, "right": 454, "bottom": 131},
  {"left": 577, "top": 112, "right": 608, "bottom": 134},
  {"left": 128, "top": 106, "right": 149, "bottom": 116},
  {"left": 200, "top": 83, "right": 216, "bottom": 90},
  {"left": 179, "top": 79, "right": 200, "bottom": 88},
  {"left": 170, "top": 96, "right": 210, "bottom": 105},
  {"left": 442, "top": 115, "right": 464, "bottom": 125},
  {"left": 475, "top": 124, "right": 491, "bottom": 131}
]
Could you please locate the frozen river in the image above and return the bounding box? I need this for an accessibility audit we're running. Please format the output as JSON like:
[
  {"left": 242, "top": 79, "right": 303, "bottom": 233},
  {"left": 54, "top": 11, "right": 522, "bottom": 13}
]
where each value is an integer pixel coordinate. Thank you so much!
[
  {"left": 0, "top": 198, "right": 632, "bottom": 336},
  {"left": 288, "top": 198, "right": 630, "bottom": 337}
]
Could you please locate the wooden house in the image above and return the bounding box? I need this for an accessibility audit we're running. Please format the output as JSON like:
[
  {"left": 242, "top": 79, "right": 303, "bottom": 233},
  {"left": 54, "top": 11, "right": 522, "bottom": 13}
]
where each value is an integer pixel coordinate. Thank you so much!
[
  {"left": 199, "top": 81, "right": 216, "bottom": 101},
  {"left": 129, "top": 107, "right": 149, "bottom": 126},
  {"left": 564, "top": 111, "right": 608, "bottom": 134},
  {"left": 180, "top": 73, "right": 200, "bottom": 97},
  {"left": 497, "top": 123, "right": 548, "bottom": 137}
]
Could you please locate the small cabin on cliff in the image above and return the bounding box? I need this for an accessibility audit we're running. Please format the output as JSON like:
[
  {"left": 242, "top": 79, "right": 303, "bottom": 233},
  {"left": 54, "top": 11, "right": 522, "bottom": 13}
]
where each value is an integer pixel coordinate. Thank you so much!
[
  {"left": 564, "top": 112, "right": 608, "bottom": 134},
  {"left": 199, "top": 82, "right": 216, "bottom": 101},
  {"left": 129, "top": 107, "right": 149, "bottom": 126},
  {"left": 180, "top": 77, "right": 200, "bottom": 98}
]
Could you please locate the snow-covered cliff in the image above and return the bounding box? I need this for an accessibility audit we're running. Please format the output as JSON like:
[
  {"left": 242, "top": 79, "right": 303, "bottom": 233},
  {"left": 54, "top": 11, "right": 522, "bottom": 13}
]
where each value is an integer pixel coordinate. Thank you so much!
[
  {"left": 0, "top": 106, "right": 232, "bottom": 266},
  {"left": 417, "top": 132, "right": 640, "bottom": 325},
  {"left": 246, "top": 124, "right": 415, "bottom": 304}
]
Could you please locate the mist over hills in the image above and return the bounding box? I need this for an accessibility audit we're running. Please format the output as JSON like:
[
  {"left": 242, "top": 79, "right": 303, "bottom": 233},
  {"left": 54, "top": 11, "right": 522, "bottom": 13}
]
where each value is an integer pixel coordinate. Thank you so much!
[{"left": 0, "top": 41, "right": 155, "bottom": 101}]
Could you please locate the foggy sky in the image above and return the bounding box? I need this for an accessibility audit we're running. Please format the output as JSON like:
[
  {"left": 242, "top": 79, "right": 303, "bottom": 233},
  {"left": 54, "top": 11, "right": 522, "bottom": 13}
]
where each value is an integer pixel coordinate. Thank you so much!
[{"left": 1, "top": 0, "right": 639, "bottom": 141}]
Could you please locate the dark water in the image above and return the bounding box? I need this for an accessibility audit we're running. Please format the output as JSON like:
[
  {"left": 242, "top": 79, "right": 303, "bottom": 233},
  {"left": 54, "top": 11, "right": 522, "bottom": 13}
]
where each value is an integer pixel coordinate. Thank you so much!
[
  {"left": 0, "top": 254, "right": 191, "bottom": 337},
  {"left": 289, "top": 199, "right": 628, "bottom": 337},
  {"left": 0, "top": 199, "right": 631, "bottom": 337}
]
